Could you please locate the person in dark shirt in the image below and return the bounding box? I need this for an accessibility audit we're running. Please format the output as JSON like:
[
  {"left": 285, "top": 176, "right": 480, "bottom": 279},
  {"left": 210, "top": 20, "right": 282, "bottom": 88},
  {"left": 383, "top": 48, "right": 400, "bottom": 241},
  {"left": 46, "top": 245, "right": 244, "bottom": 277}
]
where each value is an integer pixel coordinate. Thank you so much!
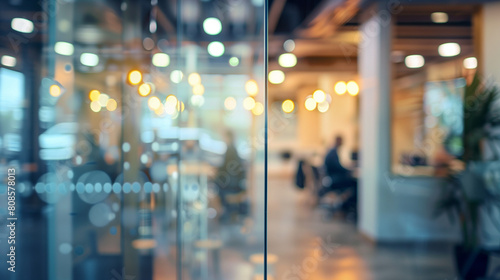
[{"left": 320, "top": 135, "right": 357, "bottom": 217}]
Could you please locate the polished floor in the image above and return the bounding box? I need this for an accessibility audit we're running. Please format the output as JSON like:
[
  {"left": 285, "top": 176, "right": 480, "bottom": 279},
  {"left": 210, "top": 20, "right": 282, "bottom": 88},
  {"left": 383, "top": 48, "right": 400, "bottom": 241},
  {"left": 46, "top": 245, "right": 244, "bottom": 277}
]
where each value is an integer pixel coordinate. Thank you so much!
[{"left": 267, "top": 177, "right": 457, "bottom": 280}]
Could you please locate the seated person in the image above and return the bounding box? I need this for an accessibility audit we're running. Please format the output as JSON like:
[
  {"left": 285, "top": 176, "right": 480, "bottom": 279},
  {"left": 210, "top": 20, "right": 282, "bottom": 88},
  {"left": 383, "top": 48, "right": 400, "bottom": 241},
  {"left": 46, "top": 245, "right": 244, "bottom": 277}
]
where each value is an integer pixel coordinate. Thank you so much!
[{"left": 319, "top": 135, "right": 357, "bottom": 213}]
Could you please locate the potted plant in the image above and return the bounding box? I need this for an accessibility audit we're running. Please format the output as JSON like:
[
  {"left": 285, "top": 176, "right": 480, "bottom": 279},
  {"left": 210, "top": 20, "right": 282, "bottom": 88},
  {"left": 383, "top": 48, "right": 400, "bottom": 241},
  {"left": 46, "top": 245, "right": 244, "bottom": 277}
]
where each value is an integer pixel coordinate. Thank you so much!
[{"left": 435, "top": 73, "right": 500, "bottom": 280}]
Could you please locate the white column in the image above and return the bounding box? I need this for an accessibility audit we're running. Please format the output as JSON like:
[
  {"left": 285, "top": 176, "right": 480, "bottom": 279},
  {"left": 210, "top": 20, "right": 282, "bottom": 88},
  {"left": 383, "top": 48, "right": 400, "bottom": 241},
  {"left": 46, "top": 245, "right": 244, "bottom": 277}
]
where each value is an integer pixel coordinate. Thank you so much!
[
  {"left": 358, "top": 2, "right": 393, "bottom": 240},
  {"left": 481, "top": 2, "right": 500, "bottom": 83}
]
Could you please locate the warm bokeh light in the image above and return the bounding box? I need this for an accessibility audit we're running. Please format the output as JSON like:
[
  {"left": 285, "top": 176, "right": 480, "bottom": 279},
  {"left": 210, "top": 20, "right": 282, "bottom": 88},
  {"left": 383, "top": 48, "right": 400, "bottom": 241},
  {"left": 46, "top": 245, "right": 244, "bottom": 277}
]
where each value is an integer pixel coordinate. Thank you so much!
[
  {"left": 405, "top": 55, "right": 425, "bottom": 68},
  {"left": 463, "top": 57, "right": 477, "bottom": 69},
  {"left": 106, "top": 99, "right": 117, "bottom": 111},
  {"left": 243, "top": 97, "right": 256, "bottom": 110},
  {"left": 252, "top": 102, "right": 264, "bottom": 116},
  {"left": 318, "top": 101, "right": 329, "bottom": 113},
  {"left": 177, "top": 101, "right": 185, "bottom": 112},
  {"left": 245, "top": 79, "right": 259, "bottom": 96},
  {"left": 170, "top": 70, "right": 183, "bottom": 84},
  {"left": 49, "top": 84, "right": 61, "bottom": 97},
  {"left": 90, "top": 101, "right": 101, "bottom": 112},
  {"left": 89, "top": 90, "right": 100, "bottom": 101},
  {"left": 165, "top": 95, "right": 178, "bottom": 107},
  {"left": 347, "top": 81, "right": 359, "bottom": 96},
  {"left": 334, "top": 81, "right": 347, "bottom": 95},
  {"left": 438, "top": 42, "right": 461, "bottom": 57},
  {"left": 127, "top": 70, "right": 142, "bottom": 85},
  {"left": 269, "top": 70, "right": 285, "bottom": 84},
  {"left": 278, "top": 53, "right": 297, "bottom": 68},
  {"left": 313, "top": 90, "right": 326, "bottom": 103},
  {"left": 305, "top": 97, "right": 316, "bottom": 111},
  {"left": 154, "top": 103, "right": 165, "bottom": 116},
  {"left": 138, "top": 83, "right": 152, "bottom": 97},
  {"left": 192, "top": 84, "right": 205, "bottom": 95},
  {"left": 282, "top": 99, "right": 295, "bottom": 113},
  {"left": 148, "top": 96, "right": 161, "bottom": 110},
  {"left": 188, "top": 73, "right": 201, "bottom": 86},
  {"left": 98, "top": 93, "right": 109, "bottom": 106},
  {"left": 224, "top": 97, "right": 237, "bottom": 110}
]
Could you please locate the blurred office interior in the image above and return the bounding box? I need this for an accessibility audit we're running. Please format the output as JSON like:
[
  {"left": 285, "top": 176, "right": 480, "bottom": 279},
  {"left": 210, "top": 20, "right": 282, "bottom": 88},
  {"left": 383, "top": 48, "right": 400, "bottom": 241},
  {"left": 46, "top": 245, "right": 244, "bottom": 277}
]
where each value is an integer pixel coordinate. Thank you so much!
[{"left": 0, "top": 0, "right": 500, "bottom": 279}]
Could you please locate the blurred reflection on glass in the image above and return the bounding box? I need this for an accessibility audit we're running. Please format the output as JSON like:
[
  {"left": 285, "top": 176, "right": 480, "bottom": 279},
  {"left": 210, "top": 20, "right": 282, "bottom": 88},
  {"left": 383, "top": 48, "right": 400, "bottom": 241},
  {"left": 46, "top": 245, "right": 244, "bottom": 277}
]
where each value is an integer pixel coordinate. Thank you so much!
[{"left": 0, "top": 0, "right": 265, "bottom": 279}]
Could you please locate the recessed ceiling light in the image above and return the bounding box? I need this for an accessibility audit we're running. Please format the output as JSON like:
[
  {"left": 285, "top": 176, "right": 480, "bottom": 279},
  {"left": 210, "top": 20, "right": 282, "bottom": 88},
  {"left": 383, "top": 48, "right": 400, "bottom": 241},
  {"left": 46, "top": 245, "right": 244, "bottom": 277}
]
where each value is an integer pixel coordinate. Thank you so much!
[
  {"left": 431, "top": 12, "right": 448, "bottom": 23},
  {"left": 11, "top": 18, "right": 34, "bottom": 33},
  {"left": 54, "top": 42, "right": 74, "bottom": 56},
  {"left": 405, "top": 55, "right": 425, "bottom": 68},
  {"left": 203, "top": 18, "right": 222, "bottom": 35},
  {"left": 278, "top": 53, "right": 297, "bottom": 68},
  {"left": 207, "top": 41, "right": 225, "bottom": 57},
  {"left": 80, "top": 53, "right": 99, "bottom": 67},
  {"left": 463, "top": 57, "right": 477, "bottom": 69},
  {"left": 1, "top": 55, "right": 16, "bottom": 67},
  {"left": 438, "top": 42, "right": 461, "bottom": 57},
  {"left": 268, "top": 70, "right": 285, "bottom": 84}
]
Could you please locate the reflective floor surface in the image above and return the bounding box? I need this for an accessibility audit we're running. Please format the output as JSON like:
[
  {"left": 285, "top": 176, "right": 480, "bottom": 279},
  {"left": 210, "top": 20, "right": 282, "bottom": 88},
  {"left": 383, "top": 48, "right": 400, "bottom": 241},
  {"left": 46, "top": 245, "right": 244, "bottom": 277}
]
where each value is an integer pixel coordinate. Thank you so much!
[{"left": 268, "top": 177, "right": 460, "bottom": 280}]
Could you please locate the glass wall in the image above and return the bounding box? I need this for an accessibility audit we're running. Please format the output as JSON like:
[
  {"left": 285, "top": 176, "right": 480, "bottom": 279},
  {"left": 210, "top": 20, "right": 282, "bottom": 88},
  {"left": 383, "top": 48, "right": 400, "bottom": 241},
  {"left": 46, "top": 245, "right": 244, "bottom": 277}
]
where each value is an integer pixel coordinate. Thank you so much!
[{"left": 0, "top": 0, "right": 266, "bottom": 279}]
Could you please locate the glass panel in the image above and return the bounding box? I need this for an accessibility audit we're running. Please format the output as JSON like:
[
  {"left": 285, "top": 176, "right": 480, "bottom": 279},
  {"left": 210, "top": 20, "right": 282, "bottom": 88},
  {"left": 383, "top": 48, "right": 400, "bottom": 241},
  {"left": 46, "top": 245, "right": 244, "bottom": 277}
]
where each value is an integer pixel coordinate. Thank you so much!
[{"left": 0, "top": 0, "right": 265, "bottom": 280}]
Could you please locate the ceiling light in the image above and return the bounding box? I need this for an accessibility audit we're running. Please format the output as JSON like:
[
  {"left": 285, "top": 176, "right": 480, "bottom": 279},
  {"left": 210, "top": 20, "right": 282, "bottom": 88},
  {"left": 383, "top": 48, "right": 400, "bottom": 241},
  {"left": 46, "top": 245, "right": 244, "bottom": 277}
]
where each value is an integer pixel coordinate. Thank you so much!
[
  {"left": 334, "top": 81, "right": 346, "bottom": 95},
  {"left": 1, "top": 55, "right": 16, "bottom": 67},
  {"left": 346, "top": 81, "right": 359, "bottom": 96},
  {"left": 463, "top": 57, "right": 477, "bottom": 69},
  {"left": 80, "top": 53, "right": 99, "bottom": 67},
  {"left": 278, "top": 53, "right": 297, "bottom": 68},
  {"left": 313, "top": 90, "right": 326, "bottom": 103},
  {"left": 207, "top": 41, "right": 225, "bottom": 57},
  {"left": 203, "top": 18, "right": 222, "bottom": 35},
  {"left": 438, "top": 42, "right": 461, "bottom": 57},
  {"left": 268, "top": 70, "right": 285, "bottom": 84},
  {"left": 11, "top": 18, "right": 34, "bottom": 33},
  {"left": 282, "top": 99, "right": 295, "bottom": 113},
  {"left": 152, "top": 53, "right": 170, "bottom": 67},
  {"left": 54, "top": 42, "right": 74, "bottom": 56},
  {"left": 404, "top": 55, "right": 425, "bottom": 68},
  {"left": 431, "top": 12, "right": 448, "bottom": 23},
  {"left": 305, "top": 97, "right": 316, "bottom": 111}
]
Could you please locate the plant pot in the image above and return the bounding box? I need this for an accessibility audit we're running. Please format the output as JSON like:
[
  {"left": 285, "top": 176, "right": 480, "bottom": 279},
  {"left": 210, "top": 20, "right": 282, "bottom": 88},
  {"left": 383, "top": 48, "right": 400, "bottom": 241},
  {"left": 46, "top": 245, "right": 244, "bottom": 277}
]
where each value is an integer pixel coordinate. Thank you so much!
[{"left": 453, "top": 245, "right": 489, "bottom": 280}]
